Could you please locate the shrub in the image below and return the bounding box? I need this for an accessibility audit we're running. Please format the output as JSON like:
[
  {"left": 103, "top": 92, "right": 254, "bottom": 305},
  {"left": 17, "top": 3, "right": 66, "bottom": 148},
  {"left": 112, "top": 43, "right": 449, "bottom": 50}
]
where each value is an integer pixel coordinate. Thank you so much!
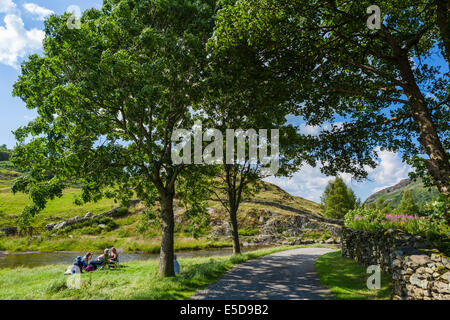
[
  {"left": 238, "top": 227, "right": 259, "bottom": 236},
  {"left": 79, "top": 226, "right": 102, "bottom": 235},
  {"left": 115, "top": 207, "right": 129, "bottom": 217},
  {"left": 55, "top": 216, "right": 118, "bottom": 236},
  {"left": 302, "top": 230, "right": 332, "bottom": 241},
  {"left": 345, "top": 206, "right": 449, "bottom": 238}
]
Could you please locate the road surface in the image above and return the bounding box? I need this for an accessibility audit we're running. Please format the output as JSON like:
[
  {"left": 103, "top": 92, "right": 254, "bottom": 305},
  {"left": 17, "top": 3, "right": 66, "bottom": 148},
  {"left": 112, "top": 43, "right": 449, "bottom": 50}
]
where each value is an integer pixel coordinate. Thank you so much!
[{"left": 192, "top": 247, "right": 336, "bottom": 300}]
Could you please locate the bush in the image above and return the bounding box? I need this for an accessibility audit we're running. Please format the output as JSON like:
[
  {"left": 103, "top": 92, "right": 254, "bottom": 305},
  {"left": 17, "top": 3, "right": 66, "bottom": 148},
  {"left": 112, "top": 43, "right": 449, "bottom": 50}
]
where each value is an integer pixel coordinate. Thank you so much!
[
  {"left": 115, "top": 207, "right": 129, "bottom": 217},
  {"left": 345, "top": 205, "right": 449, "bottom": 238},
  {"left": 78, "top": 226, "right": 102, "bottom": 235},
  {"left": 238, "top": 228, "right": 259, "bottom": 236},
  {"left": 302, "top": 230, "right": 332, "bottom": 241},
  {"left": 55, "top": 216, "right": 118, "bottom": 236}
]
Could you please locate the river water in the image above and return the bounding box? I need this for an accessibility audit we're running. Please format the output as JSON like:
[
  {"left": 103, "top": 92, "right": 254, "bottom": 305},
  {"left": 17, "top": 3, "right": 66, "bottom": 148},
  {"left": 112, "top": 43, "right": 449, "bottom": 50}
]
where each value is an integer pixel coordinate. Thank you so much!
[{"left": 0, "top": 245, "right": 270, "bottom": 269}]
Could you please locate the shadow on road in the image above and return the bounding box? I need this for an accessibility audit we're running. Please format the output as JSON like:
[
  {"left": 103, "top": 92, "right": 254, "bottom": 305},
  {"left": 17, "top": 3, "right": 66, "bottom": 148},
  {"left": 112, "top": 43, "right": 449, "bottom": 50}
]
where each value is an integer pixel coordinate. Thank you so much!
[{"left": 192, "top": 248, "right": 336, "bottom": 300}]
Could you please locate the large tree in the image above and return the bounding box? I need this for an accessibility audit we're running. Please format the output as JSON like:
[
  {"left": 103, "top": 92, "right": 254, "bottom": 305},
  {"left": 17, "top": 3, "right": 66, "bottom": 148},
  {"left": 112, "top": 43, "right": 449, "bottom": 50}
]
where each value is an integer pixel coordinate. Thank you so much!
[
  {"left": 397, "top": 190, "right": 420, "bottom": 214},
  {"left": 202, "top": 29, "right": 309, "bottom": 254},
  {"left": 12, "top": 0, "right": 216, "bottom": 277},
  {"left": 198, "top": 112, "right": 306, "bottom": 254},
  {"left": 210, "top": 0, "right": 450, "bottom": 197},
  {"left": 321, "top": 177, "right": 357, "bottom": 219}
]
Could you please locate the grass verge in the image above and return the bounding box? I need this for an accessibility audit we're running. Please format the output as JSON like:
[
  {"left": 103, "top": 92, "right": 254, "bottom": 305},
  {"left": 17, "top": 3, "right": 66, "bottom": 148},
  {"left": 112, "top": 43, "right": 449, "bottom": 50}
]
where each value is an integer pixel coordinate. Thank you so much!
[
  {"left": 315, "top": 251, "right": 392, "bottom": 300},
  {"left": 0, "top": 245, "right": 334, "bottom": 300}
]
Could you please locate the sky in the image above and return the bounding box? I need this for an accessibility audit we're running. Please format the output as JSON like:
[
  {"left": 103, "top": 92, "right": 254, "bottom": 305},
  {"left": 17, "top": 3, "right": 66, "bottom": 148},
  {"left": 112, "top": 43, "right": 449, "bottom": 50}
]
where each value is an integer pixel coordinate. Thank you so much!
[{"left": 0, "top": 1, "right": 444, "bottom": 203}]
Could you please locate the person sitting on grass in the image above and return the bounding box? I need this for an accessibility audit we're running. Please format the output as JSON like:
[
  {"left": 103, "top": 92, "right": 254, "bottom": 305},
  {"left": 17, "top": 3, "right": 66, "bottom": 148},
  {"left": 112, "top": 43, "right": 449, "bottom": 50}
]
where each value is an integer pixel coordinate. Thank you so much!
[
  {"left": 74, "top": 256, "right": 84, "bottom": 272},
  {"left": 82, "top": 252, "right": 93, "bottom": 270},
  {"left": 88, "top": 249, "right": 110, "bottom": 270},
  {"left": 65, "top": 256, "right": 83, "bottom": 275},
  {"left": 109, "top": 247, "right": 118, "bottom": 263},
  {"left": 174, "top": 254, "right": 180, "bottom": 275}
]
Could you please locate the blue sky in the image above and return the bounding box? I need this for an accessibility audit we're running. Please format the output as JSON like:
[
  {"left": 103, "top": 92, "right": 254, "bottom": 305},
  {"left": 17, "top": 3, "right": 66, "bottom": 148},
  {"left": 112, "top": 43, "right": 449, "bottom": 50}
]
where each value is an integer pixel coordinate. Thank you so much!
[
  {"left": 0, "top": 0, "right": 102, "bottom": 150},
  {"left": 0, "top": 1, "right": 445, "bottom": 203}
]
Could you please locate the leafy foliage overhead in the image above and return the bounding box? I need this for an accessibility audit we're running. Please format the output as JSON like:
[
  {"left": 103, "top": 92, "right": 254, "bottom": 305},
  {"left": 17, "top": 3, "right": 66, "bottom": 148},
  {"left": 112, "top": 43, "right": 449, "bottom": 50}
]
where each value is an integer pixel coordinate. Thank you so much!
[{"left": 210, "top": 0, "right": 450, "bottom": 195}]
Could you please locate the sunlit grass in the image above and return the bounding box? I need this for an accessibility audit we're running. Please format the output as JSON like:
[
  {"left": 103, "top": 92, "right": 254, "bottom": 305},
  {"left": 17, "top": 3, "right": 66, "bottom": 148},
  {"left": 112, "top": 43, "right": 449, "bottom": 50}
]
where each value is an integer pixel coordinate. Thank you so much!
[
  {"left": 0, "top": 188, "right": 117, "bottom": 227},
  {"left": 315, "top": 251, "right": 392, "bottom": 300},
  {"left": 0, "top": 245, "right": 318, "bottom": 300}
]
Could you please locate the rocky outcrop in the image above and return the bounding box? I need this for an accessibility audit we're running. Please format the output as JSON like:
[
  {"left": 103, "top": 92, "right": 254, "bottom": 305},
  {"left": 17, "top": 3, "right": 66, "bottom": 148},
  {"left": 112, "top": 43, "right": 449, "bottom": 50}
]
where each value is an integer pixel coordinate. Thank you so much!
[
  {"left": 208, "top": 199, "right": 343, "bottom": 240},
  {"left": 261, "top": 213, "right": 342, "bottom": 238},
  {"left": 244, "top": 200, "right": 343, "bottom": 226},
  {"left": 45, "top": 200, "right": 140, "bottom": 231},
  {"left": 342, "top": 227, "right": 450, "bottom": 300},
  {"left": 208, "top": 202, "right": 343, "bottom": 244}
]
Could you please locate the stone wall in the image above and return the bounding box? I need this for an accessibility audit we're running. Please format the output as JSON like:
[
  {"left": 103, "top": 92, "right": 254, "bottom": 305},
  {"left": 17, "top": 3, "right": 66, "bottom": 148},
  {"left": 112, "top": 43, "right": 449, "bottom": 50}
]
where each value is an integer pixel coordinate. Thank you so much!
[{"left": 342, "top": 227, "right": 450, "bottom": 300}]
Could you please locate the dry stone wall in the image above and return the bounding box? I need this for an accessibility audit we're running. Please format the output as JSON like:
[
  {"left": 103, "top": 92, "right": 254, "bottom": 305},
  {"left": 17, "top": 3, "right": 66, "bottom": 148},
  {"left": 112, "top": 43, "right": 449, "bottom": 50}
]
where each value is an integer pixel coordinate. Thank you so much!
[{"left": 342, "top": 227, "right": 450, "bottom": 300}]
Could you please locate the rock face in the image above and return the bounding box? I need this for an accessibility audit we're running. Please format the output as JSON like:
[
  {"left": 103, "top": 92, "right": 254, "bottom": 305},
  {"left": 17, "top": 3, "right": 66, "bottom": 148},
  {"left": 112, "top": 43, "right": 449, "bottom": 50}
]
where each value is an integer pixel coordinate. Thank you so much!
[
  {"left": 261, "top": 213, "right": 342, "bottom": 238},
  {"left": 44, "top": 199, "right": 141, "bottom": 231},
  {"left": 208, "top": 203, "right": 342, "bottom": 242},
  {"left": 53, "top": 221, "right": 69, "bottom": 230},
  {"left": 342, "top": 227, "right": 450, "bottom": 300},
  {"left": 211, "top": 221, "right": 232, "bottom": 237}
]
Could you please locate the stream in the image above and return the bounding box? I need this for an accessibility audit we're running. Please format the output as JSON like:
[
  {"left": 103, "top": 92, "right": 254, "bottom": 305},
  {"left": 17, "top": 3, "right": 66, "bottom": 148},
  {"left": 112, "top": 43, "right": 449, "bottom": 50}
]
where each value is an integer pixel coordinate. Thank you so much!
[{"left": 0, "top": 245, "right": 271, "bottom": 269}]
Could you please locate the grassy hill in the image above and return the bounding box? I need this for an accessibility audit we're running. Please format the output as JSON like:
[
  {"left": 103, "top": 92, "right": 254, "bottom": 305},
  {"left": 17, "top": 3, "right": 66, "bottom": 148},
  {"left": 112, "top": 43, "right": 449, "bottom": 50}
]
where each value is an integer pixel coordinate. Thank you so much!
[
  {"left": 0, "top": 164, "right": 322, "bottom": 228},
  {"left": 364, "top": 178, "right": 439, "bottom": 209},
  {"left": 0, "top": 162, "right": 327, "bottom": 253}
]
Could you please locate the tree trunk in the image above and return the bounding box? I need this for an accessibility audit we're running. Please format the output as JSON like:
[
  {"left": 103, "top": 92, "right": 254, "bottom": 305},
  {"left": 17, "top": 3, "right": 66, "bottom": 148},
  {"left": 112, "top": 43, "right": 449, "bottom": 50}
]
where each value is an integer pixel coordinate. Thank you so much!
[
  {"left": 229, "top": 206, "right": 241, "bottom": 255},
  {"left": 397, "top": 55, "right": 450, "bottom": 195},
  {"left": 225, "top": 165, "right": 242, "bottom": 255},
  {"left": 437, "top": 0, "right": 450, "bottom": 70},
  {"left": 159, "top": 190, "right": 175, "bottom": 277}
]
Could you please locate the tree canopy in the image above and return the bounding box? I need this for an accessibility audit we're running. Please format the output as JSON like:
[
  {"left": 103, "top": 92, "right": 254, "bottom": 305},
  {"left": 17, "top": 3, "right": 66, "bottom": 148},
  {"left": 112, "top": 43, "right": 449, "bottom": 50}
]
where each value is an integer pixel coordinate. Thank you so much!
[
  {"left": 12, "top": 0, "right": 217, "bottom": 276},
  {"left": 210, "top": 0, "right": 450, "bottom": 196}
]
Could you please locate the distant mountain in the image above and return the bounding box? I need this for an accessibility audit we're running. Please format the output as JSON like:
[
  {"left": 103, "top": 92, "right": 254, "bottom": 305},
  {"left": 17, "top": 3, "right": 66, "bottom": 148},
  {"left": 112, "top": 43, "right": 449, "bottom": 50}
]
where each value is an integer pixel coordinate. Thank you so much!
[{"left": 364, "top": 178, "right": 439, "bottom": 209}]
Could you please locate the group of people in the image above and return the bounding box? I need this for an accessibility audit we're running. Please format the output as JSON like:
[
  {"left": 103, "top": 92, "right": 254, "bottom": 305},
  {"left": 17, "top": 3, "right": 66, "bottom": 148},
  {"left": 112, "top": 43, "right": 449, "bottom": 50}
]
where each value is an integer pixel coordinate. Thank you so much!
[
  {"left": 68, "top": 249, "right": 181, "bottom": 275},
  {"left": 70, "top": 247, "right": 119, "bottom": 274}
]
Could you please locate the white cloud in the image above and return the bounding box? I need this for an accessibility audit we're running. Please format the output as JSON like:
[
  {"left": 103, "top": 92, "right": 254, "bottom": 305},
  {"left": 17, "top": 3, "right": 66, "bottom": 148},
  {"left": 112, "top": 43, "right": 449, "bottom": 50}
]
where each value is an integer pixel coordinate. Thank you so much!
[
  {"left": 265, "top": 164, "right": 334, "bottom": 202},
  {"left": 0, "top": 14, "right": 44, "bottom": 68},
  {"left": 369, "top": 148, "right": 411, "bottom": 186},
  {"left": 298, "top": 121, "right": 344, "bottom": 136},
  {"left": 23, "top": 3, "right": 53, "bottom": 21},
  {"left": 0, "top": 0, "right": 16, "bottom": 13}
]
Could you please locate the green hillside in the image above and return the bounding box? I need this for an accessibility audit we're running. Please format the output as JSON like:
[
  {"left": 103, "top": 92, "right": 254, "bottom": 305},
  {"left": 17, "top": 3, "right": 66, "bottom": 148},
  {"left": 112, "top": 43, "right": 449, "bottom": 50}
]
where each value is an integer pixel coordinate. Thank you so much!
[
  {"left": 364, "top": 178, "right": 439, "bottom": 209},
  {"left": 0, "top": 162, "right": 322, "bottom": 228},
  {"left": 0, "top": 161, "right": 327, "bottom": 253}
]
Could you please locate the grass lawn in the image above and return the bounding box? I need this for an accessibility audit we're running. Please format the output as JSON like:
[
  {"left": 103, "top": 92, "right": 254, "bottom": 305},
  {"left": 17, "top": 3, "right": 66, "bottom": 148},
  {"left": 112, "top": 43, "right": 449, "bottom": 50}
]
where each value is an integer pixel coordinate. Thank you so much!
[
  {"left": 315, "top": 251, "right": 392, "bottom": 300},
  {"left": 0, "top": 245, "right": 327, "bottom": 300},
  {"left": 0, "top": 188, "right": 118, "bottom": 228}
]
